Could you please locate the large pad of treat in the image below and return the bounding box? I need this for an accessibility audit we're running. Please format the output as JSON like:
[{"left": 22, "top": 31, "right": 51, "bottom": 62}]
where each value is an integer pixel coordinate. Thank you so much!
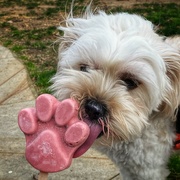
[{"left": 18, "top": 94, "right": 92, "bottom": 173}]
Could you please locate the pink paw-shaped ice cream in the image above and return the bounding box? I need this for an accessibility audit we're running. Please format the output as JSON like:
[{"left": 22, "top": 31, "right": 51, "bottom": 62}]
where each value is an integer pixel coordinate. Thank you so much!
[{"left": 18, "top": 94, "right": 90, "bottom": 173}]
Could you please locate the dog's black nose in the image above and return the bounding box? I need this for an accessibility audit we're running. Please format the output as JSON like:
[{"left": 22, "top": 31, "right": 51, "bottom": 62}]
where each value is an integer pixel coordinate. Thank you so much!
[{"left": 84, "top": 99, "right": 107, "bottom": 121}]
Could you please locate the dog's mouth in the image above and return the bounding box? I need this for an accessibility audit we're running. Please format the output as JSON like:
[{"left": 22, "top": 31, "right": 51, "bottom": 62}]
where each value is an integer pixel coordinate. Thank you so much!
[
  {"left": 73, "top": 99, "right": 107, "bottom": 158},
  {"left": 73, "top": 118, "right": 103, "bottom": 158}
]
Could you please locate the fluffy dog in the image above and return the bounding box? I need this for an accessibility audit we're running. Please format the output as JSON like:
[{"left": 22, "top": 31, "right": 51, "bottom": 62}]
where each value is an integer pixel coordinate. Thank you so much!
[{"left": 50, "top": 6, "right": 180, "bottom": 180}]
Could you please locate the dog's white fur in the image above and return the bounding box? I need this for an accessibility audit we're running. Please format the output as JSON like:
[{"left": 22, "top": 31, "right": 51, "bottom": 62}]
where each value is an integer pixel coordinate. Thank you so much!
[{"left": 51, "top": 7, "right": 180, "bottom": 180}]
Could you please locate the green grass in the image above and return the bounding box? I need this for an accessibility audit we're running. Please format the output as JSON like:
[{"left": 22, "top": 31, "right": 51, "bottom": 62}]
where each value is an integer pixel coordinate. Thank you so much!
[
  {"left": 110, "top": 3, "right": 180, "bottom": 36},
  {"left": 0, "top": 0, "right": 88, "bottom": 93},
  {"left": 168, "top": 154, "right": 180, "bottom": 179}
]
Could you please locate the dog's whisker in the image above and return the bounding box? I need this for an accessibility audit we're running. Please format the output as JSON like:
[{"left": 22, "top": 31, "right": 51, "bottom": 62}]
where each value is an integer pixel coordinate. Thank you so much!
[
  {"left": 106, "top": 123, "right": 110, "bottom": 139},
  {"left": 98, "top": 118, "right": 105, "bottom": 133}
]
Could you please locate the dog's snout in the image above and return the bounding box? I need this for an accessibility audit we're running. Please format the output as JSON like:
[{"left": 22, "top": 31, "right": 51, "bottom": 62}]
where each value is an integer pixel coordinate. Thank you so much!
[{"left": 84, "top": 99, "right": 107, "bottom": 121}]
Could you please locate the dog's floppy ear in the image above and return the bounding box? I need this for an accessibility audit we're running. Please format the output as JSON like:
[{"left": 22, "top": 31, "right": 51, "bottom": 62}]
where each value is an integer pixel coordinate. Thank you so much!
[
  {"left": 159, "top": 37, "right": 180, "bottom": 118},
  {"left": 57, "top": 6, "right": 93, "bottom": 54},
  {"left": 57, "top": 25, "right": 79, "bottom": 54},
  {"left": 57, "top": 17, "right": 88, "bottom": 58}
]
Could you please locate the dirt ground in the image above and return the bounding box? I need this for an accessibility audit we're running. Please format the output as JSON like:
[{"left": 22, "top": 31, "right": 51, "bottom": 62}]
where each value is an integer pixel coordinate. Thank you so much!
[
  {"left": 101, "top": 0, "right": 180, "bottom": 8},
  {"left": 0, "top": 0, "right": 179, "bottom": 31}
]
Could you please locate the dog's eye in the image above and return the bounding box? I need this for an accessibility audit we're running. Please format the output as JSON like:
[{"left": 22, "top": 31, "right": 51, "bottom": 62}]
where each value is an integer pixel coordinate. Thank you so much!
[
  {"left": 80, "top": 64, "right": 89, "bottom": 72},
  {"left": 122, "top": 78, "right": 140, "bottom": 90}
]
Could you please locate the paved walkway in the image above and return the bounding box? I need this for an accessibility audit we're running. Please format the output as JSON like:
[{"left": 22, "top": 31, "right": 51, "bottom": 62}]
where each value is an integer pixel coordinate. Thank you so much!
[{"left": 0, "top": 45, "right": 120, "bottom": 180}]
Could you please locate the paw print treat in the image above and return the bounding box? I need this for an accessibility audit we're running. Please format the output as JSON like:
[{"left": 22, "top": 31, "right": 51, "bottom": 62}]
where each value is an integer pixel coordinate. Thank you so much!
[{"left": 18, "top": 94, "right": 90, "bottom": 173}]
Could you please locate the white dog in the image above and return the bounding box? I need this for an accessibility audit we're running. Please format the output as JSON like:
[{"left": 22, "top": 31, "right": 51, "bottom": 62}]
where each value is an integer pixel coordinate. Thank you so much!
[{"left": 51, "top": 6, "right": 180, "bottom": 180}]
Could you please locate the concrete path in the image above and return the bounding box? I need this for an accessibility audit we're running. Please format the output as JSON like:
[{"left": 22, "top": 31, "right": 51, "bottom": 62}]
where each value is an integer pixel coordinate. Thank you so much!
[{"left": 0, "top": 45, "right": 120, "bottom": 180}]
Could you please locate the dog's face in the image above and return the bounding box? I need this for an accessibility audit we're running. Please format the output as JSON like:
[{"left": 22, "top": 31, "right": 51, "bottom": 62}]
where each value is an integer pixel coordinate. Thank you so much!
[{"left": 51, "top": 11, "right": 180, "bottom": 144}]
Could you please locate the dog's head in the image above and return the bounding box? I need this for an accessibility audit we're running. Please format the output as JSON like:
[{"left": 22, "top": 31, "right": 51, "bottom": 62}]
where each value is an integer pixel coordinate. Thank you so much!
[{"left": 51, "top": 9, "right": 180, "bottom": 145}]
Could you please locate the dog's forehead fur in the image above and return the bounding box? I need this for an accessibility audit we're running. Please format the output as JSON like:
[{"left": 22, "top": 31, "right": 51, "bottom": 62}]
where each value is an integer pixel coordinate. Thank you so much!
[
  {"left": 58, "top": 12, "right": 170, "bottom": 108},
  {"left": 60, "top": 12, "right": 164, "bottom": 66},
  {"left": 59, "top": 12, "right": 167, "bottom": 77}
]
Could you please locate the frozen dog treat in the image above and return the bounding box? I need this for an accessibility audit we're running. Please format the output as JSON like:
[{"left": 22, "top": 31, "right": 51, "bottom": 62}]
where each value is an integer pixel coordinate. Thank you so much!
[{"left": 18, "top": 94, "right": 90, "bottom": 173}]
